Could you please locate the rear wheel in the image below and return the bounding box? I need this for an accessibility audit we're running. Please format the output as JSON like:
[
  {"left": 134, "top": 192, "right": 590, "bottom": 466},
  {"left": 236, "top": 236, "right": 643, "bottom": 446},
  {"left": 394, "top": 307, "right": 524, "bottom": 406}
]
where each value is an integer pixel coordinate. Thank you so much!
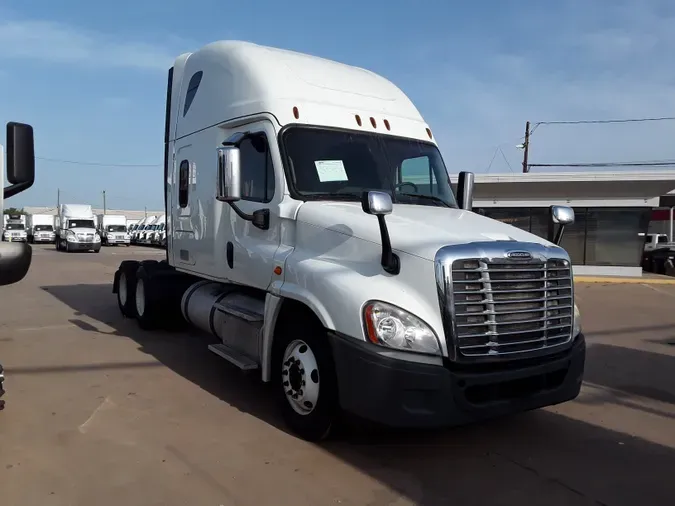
[
  {"left": 134, "top": 266, "right": 163, "bottom": 330},
  {"left": 117, "top": 260, "right": 140, "bottom": 317}
]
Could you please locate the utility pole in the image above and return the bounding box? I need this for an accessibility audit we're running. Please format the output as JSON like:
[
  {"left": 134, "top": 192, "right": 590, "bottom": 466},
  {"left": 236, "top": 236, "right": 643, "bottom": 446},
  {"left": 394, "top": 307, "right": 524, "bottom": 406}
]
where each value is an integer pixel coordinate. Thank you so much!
[
  {"left": 144, "top": 206, "right": 147, "bottom": 218},
  {"left": 102, "top": 190, "right": 106, "bottom": 214},
  {"left": 57, "top": 188, "right": 60, "bottom": 209},
  {"left": 521, "top": 121, "right": 530, "bottom": 173}
]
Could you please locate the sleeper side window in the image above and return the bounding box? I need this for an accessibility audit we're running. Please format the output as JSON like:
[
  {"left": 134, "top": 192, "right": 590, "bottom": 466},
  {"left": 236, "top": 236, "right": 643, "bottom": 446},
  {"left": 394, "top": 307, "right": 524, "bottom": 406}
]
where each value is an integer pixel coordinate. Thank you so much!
[{"left": 183, "top": 71, "right": 203, "bottom": 116}]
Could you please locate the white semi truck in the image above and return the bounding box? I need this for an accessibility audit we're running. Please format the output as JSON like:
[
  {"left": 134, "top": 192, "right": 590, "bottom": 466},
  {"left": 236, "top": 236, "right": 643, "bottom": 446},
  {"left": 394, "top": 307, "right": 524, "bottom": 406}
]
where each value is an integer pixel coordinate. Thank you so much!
[
  {"left": 56, "top": 204, "right": 101, "bottom": 253},
  {"left": 130, "top": 215, "right": 156, "bottom": 244},
  {"left": 2, "top": 213, "right": 27, "bottom": 242},
  {"left": 138, "top": 215, "right": 160, "bottom": 245},
  {"left": 112, "top": 41, "right": 585, "bottom": 441},
  {"left": 147, "top": 214, "right": 166, "bottom": 246},
  {"left": 27, "top": 213, "right": 56, "bottom": 243},
  {"left": 0, "top": 121, "right": 37, "bottom": 411},
  {"left": 97, "top": 214, "right": 130, "bottom": 246}
]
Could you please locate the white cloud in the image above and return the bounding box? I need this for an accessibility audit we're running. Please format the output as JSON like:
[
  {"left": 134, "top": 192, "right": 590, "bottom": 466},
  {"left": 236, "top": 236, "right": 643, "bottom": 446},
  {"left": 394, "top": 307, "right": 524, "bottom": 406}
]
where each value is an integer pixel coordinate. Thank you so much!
[
  {"left": 413, "top": 0, "right": 675, "bottom": 174},
  {"left": 0, "top": 19, "right": 177, "bottom": 71}
]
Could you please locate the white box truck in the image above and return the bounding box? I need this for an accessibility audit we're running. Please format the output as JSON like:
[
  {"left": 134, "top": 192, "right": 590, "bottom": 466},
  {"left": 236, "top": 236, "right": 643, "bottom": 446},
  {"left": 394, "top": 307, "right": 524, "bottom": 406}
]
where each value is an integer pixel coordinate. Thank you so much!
[
  {"left": 112, "top": 41, "right": 585, "bottom": 441},
  {"left": 0, "top": 121, "right": 37, "bottom": 411},
  {"left": 55, "top": 204, "right": 101, "bottom": 253},
  {"left": 97, "top": 214, "right": 130, "bottom": 246},
  {"left": 2, "top": 213, "right": 27, "bottom": 242},
  {"left": 27, "top": 213, "right": 56, "bottom": 244}
]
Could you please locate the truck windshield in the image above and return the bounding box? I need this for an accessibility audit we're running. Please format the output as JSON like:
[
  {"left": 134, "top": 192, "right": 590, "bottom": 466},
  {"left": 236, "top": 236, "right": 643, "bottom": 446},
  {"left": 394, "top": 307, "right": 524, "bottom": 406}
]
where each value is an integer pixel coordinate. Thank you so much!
[
  {"left": 34, "top": 225, "right": 53, "bottom": 231},
  {"left": 106, "top": 225, "right": 126, "bottom": 232},
  {"left": 281, "top": 127, "right": 457, "bottom": 208},
  {"left": 6, "top": 223, "right": 25, "bottom": 230},
  {"left": 68, "top": 220, "right": 95, "bottom": 229}
]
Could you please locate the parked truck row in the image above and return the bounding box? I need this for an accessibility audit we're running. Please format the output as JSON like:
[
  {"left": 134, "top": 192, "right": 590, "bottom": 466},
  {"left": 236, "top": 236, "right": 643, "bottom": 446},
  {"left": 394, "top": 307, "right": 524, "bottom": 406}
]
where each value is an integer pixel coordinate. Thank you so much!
[
  {"left": 128, "top": 213, "right": 167, "bottom": 248},
  {"left": 112, "top": 40, "right": 585, "bottom": 442}
]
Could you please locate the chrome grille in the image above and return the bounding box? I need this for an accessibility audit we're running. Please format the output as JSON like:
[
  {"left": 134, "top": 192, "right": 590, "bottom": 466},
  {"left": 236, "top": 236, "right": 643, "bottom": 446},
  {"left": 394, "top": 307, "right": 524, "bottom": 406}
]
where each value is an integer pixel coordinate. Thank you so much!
[
  {"left": 451, "top": 257, "right": 573, "bottom": 357},
  {"left": 77, "top": 233, "right": 94, "bottom": 241}
]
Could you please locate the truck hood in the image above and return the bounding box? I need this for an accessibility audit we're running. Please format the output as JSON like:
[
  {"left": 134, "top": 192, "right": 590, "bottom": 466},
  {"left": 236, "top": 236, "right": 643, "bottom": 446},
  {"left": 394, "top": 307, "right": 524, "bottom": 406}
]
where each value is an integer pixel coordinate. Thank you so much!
[
  {"left": 296, "top": 201, "right": 551, "bottom": 260},
  {"left": 68, "top": 227, "right": 97, "bottom": 234}
]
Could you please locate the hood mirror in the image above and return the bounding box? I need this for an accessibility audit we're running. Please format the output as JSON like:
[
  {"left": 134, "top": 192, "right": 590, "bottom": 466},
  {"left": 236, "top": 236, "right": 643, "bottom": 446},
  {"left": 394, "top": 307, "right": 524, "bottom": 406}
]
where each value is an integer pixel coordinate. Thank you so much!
[
  {"left": 548, "top": 205, "right": 575, "bottom": 245},
  {"left": 361, "top": 191, "right": 399, "bottom": 275}
]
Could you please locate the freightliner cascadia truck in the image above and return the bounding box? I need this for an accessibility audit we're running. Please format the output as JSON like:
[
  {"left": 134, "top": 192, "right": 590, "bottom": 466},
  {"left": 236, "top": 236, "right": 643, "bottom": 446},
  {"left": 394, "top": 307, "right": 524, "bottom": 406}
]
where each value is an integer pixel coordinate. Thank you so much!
[
  {"left": 112, "top": 41, "right": 584, "bottom": 441},
  {"left": 0, "top": 121, "right": 36, "bottom": 410}
]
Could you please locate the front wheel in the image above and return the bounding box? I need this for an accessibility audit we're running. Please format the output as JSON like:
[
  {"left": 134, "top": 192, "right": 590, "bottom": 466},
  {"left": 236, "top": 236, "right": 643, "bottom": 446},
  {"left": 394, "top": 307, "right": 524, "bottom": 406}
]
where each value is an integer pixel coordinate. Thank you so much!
[{"left": 275, "top": 326, "right": 339, "bottom": 442}]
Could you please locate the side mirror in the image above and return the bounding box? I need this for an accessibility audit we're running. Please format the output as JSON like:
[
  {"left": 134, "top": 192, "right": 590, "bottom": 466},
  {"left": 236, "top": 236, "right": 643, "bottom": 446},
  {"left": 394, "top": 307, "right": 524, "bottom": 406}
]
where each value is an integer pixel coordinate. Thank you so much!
[
  {"left": 361, "top": 190, "right": 393, "bottom": 215},
  {"left": 216, "top": 145, "right": 241, "bottom": 202},
  {"left": 4, "top": 122, "right": 35, "bottom": 199},
  {"left": 216, "top": 143, "right": 269, "bottom": 231},
  {"left": 361, "top": 191, "right": 399, "bottom": 275},
  {"left": 548, "top": 205, "right": 575, "bottom": 245},
  {"left": 456, "top": 171, "right": 474, "bottom": 210},
  {"left": 0, "top": 242, "right": 32, "bottom": 286}
]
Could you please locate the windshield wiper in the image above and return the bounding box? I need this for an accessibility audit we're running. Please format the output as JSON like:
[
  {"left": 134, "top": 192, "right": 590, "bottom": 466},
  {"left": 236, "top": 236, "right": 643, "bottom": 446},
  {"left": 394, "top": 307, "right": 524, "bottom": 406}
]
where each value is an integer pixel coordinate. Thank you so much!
[
  {"left": 396, "top": 193, "right": 451, "bottom": 207},
  {"left": 305, "top": 192, "right": 362, "bottom": 201}
]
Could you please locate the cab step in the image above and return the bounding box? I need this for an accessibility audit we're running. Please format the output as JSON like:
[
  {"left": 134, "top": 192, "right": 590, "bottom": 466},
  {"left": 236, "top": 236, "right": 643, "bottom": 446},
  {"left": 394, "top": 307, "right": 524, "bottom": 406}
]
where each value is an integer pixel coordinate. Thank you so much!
[{"left": 207, "top": 343, "right": 259, "bottom": 370}]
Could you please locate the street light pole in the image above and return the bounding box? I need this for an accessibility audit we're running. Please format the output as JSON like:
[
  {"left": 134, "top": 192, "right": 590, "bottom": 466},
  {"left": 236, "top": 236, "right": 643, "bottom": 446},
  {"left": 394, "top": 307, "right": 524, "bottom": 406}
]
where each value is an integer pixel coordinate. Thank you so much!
[{"left": 521, "top": 121, "right": 530, "bottom": 173}]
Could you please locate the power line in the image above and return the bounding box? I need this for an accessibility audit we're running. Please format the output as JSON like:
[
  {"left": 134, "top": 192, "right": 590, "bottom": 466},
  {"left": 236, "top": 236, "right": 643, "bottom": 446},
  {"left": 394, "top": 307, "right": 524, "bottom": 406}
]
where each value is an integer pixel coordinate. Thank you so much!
[
  {"left": 530, "top": 160, "right": 675, "bottom": 168},
  {"left": 36, "top": 156, "right": 161, "bottom": 168},
  {"left": 534, "top": 116, "right": 675, "bottom": 126}
]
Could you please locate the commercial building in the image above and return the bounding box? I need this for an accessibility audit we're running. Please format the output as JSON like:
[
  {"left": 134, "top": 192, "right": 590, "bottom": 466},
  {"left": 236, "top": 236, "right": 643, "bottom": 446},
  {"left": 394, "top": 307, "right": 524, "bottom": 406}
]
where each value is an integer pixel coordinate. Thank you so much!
[{"left": 454, "top": 171, "right": 675, "bottom": 276}]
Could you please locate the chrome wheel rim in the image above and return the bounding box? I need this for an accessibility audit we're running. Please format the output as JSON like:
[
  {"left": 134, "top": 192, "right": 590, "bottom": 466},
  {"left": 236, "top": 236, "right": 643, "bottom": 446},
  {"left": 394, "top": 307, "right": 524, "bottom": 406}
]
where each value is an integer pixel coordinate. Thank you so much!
[{"left": 282, "top": 340, "right": 319, "bottom": 415}]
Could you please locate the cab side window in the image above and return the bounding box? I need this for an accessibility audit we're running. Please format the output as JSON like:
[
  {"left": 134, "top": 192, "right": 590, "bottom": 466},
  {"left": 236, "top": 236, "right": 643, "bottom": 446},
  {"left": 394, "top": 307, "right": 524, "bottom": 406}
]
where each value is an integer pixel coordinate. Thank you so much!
[{"left": 239, "top": 134, "right": 275, "bottom": 203}]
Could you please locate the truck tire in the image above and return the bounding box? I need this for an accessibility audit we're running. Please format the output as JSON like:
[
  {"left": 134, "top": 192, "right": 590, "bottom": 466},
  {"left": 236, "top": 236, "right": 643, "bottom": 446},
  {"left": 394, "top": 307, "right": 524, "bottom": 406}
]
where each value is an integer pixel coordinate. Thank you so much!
[
  {"left": 0, "top": 363, "right": 5, "bottom": 411},
  {"left": 134, "top": 265, "right": 163, "bottom": 330},
  {"left": 117, "top": 260, "right": 140, "bottom": 317},
  {"left": 274, "top": 318, "right": 339, "bottom": 442}
]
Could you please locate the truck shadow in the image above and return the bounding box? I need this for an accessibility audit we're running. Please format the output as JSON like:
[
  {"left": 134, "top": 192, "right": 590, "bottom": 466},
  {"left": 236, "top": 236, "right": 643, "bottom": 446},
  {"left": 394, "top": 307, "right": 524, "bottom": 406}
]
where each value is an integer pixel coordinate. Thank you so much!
[{"left": 40, "top": 283, "right": 675, "bottom": 506}]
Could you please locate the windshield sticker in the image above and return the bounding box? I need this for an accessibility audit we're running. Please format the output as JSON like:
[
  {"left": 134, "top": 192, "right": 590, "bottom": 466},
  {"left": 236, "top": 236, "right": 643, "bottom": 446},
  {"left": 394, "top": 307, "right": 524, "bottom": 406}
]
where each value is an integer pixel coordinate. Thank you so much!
[{"left": 314, "top": 160, "right": 348, "bottom": 182}]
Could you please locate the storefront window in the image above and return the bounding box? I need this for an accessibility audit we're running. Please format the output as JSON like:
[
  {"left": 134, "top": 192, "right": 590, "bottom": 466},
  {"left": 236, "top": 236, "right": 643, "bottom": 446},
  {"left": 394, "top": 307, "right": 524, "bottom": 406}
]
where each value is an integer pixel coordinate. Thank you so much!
[
  {"left": 585, "top": 208, "right": 651, "bottom": 266},
  {"left": 472, "top": 206, "right": 648, "bottom": 267}
]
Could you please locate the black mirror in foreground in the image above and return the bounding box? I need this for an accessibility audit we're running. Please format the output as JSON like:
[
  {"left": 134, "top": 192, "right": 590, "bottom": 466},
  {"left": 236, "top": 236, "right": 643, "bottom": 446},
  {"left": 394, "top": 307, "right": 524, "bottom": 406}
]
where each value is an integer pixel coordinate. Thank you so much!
[
  {"left": 0, "top": 121, "right": 35, "bottom": 286},
  {"left": 547, "top": 205, "right": 575, "bottom": 246},
  {"left": 5, "top": 122, "right": 35, "bottom": 199}
]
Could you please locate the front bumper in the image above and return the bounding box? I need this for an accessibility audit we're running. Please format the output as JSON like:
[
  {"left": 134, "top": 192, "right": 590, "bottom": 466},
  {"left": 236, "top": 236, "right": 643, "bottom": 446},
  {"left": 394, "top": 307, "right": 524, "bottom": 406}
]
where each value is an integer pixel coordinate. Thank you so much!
[
  {"left": 34, "top": 236, "right": 55, "bottom": 243},
  {"left": 106, "top": 238, "right": 130, "bottom": 245},
  {"left": 329, "top": 332, "right": 585, "bottom": 428},
  {"left": 3, "top": 237, "right": 27, "bottom": 242},
  {"left": 67, "top": 242, "right": 99, "bottom": 251}
]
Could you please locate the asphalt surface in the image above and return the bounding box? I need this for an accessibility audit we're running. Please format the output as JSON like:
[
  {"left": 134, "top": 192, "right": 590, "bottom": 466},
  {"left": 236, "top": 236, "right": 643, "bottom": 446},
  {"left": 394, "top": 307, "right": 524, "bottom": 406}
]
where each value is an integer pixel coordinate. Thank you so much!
[{"left": 1, "top": 244, "right": 674, "bottom": 506}]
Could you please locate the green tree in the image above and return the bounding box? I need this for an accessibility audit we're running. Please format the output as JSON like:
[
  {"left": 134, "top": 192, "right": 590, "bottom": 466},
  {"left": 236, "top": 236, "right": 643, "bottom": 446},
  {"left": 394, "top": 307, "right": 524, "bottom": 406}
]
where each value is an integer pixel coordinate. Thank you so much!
[{"left": 3, "top": 207, "right": 25, "bottom": 215}]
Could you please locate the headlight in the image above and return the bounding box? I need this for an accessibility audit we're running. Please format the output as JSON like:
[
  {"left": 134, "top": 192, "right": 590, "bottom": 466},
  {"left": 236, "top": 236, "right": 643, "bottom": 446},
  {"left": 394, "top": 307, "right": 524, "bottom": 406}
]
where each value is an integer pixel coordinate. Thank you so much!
[
  {"left": 66, "top": 231, "right": 78, "bottom": 242},
  {"left": 94, "top": 234, "right": 101, "bottom": 242},
  {"left": 363, "top": 301, "right": 441, "bottom": 355},
  {"left": 573, "top": 303, "right": 582, "bottom": 338}
]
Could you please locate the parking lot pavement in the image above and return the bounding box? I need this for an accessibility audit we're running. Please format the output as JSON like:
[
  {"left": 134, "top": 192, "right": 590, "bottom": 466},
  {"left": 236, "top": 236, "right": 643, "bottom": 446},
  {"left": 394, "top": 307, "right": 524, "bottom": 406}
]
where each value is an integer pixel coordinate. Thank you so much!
[{"left": 1, "top": 244, "right": 674, "bottom": 506}]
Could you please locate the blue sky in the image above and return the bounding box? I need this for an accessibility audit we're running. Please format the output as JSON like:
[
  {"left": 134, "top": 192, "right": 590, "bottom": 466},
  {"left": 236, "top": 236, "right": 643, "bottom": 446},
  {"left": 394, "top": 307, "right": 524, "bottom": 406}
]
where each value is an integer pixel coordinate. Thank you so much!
[{"left": 2, "top": 0, "right": 675, "bottom": 210}]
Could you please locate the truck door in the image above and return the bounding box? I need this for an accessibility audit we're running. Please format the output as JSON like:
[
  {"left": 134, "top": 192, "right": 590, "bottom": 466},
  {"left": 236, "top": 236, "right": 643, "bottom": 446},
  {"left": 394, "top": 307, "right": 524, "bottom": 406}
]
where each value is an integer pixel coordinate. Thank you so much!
[{"left": 221, "top": 120, "right": 281, "bottom": 290}]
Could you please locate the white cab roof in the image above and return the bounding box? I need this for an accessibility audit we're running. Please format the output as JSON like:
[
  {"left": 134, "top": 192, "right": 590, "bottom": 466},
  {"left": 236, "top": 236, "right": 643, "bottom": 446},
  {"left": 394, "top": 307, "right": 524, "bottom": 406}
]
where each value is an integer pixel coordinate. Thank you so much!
[{"left": 171, "top": 40, "right": 434, "bottom": 143}]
